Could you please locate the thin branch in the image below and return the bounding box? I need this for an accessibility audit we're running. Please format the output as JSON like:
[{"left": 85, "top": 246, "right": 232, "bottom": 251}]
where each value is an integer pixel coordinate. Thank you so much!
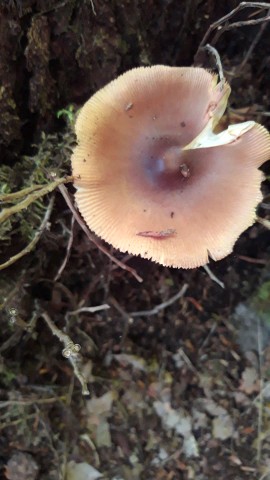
[
  {"left": 203, "top": 264, "right": 225, "bottom": 289},
  {"left": 175, "top": 348, "right": 200, "bottom": 376},
  {"left": 109, "top": 296, "right": 134, "bottom": 347},
  {"left": 257, "top": 216, "right": 270, "bottom": 229},
  {"left": 89, "top": 0, "right": 96, "bottom": 15},
  {"left": 0, "top": 196, "right": 55, "bottom": 271},
  {"left": 40, "top": 311, "right": 90, "bottom": 396},
  {"left": 211, "top": 14, "right": 270, "bottom": 48},
  {"left": 0, "top": 396, "right": 66, "bottom": 409},
  {"left": 54, "top": 214, "right": 75, "bottom": 281},
  {"left": 0, "top": 176, "right": 73, "bottom": 225},
  {"left": 0, "top": 184, "right": 45, "bottom": 202},
  {"left": 197, "top": 2, "right": 270, "bottom": 52},
  {"left": 67, "top": 305, "right": 110, "bottom": 317},
  {"left": 198, "top": 322, "right": 218, "bottom": 354},
  {"left": 238, "top": 8, "right": 270, "bottom": 71},
  {"left": 237, "top": 254, "right": 267, "bottom": 265},
  {"left": 130, "top": 284, "right": 188, "bottom": 317},
  {"left": 57, "top": 182, "right": 143, "bottom": 283}
]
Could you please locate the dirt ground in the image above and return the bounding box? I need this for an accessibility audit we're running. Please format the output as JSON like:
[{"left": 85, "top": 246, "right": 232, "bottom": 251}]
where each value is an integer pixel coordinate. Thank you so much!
[{"left": 1, "top": 1, "right": 270, "bottom": 479}]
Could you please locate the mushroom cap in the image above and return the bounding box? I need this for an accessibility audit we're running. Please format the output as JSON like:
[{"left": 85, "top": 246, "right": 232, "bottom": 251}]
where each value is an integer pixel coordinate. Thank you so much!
[{"left": 72, "top": 65, "right": 270, "bottom": 268}]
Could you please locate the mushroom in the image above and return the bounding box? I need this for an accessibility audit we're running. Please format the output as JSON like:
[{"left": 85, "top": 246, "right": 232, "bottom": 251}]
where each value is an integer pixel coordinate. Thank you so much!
[{"left": 71, "top": 65, "right": 270, "bottom": 269}]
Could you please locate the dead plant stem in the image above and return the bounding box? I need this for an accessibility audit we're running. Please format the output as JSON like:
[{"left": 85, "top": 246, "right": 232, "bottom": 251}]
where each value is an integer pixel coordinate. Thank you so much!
[
  {"left": 0, "top": 196, "right": 55, "bottom": 271},
  {"left": 39, "top": 310, "right": 90, "bottom": 396}
]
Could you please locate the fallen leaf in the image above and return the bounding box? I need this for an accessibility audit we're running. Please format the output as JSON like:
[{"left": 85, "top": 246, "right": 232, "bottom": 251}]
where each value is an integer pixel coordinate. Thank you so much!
[
  {"left": 212, "top": 414, "right": 234, "bottom": 440},
  {"left": 154, "top": 401, "right": 199, "bottom": 458},
  {"left": 66, "top": 461, "right": 102, "bottom": 480},
  {"left": 239, "top": 367, "right": 260, "bottom": 395},
  {"left": 87, "top": 391, "right": 116, "bottom": 448},
  {"left": 113, "top": 353, "right": 146, "bottom": 371}
]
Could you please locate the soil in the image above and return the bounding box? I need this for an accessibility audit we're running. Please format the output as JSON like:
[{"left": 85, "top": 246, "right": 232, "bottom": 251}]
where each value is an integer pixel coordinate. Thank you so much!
[{"left": 1, "top": 1, "right": 270, "bottom": 479}]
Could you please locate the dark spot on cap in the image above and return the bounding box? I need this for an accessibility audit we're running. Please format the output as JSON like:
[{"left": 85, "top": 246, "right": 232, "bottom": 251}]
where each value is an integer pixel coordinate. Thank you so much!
[
  {"left": 181, "top": 121, "right": 186, "bottom": 128},
  {"left": 170, "top": 211, "right": 175, "bottom": 218}
]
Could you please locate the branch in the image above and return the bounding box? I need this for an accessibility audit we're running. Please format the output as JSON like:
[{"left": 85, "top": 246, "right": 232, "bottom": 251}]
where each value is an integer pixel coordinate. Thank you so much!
[
  {"left": 0, "top": 196, "right": 55, "bottom": 271},
  {"left": 0, "top": 176, "right": 73, "bottom": 224},
  {"left": 40, "top": 310, "right": 90, "bottom": 396},
  {"left": 195, "top": 2, "right": 270, "bottom": 59}
]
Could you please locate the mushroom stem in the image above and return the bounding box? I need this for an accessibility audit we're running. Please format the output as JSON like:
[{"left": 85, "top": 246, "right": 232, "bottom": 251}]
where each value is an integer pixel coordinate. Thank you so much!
[{"left": 184, "top": 120, "right": 255, "bottom": 150}]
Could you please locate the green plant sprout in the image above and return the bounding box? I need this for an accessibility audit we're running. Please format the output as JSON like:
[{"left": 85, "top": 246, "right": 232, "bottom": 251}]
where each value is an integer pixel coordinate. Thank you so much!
[{"left": 56, "top": 104, "right": 75, "bottom": 125}]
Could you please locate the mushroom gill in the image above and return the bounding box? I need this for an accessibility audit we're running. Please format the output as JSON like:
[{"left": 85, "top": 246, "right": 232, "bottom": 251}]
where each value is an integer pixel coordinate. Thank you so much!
[{"left": 71, "top": 65, "right": 270, "bottom": 269}]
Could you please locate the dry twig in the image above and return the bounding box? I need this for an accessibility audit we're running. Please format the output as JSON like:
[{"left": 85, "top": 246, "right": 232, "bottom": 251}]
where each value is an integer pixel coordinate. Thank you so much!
[
  {"left": 203, "top": 264, "right": 225, "bottom": 289},
  {"left": 54, "top": 214, "right": 75, "bottom": 281},
  {"left": 257, "top": 216, "right": 270, "bottom": 229},
  {"left": 67, "top": 305, "right": 110, "bottom": 317},
  {"left": 196, "top": 2, "right": 270, "bottom": 54},
  {"left": 39, "top": 310, "right": 90, "bottom": 396},
  {"left": 0, "top": 176, "right": 72, "bottom": 224},
  {"left": 0, "top": 196, "right": 55, "bottom": 271},
  {"left": 238, "top": 7, "right": 270, "bottom": 71},
  {"left": 130, "top": 284, "right": 188, "bottom": 317},
  {"left": 0, "top": 184, "right": 45, "bottom": 202}
]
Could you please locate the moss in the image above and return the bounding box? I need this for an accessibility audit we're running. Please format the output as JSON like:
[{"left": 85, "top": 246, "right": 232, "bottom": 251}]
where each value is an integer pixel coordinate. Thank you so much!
[{"left": 0, "top": 124, "right": 75, "bottom": 248}]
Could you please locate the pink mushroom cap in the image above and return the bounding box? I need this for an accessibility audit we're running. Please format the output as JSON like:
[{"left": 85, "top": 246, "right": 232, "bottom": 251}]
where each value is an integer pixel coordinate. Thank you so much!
[{"left": 71, "top": 65, "right": 270, "bottom": 268}]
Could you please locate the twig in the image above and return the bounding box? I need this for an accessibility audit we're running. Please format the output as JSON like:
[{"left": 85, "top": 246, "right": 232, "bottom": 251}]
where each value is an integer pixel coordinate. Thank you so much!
[
  {"left": 54, "top": 214, "right": 75, "bottom": 281},
  {"left": 175, "top": 348, "right": 200, "bottom": 376},
  {"left": 259, "top": 471, "right": 270, "bottom": 480},
  {"left": 89, "top": 0, "right": 96, "bottom": 15},
  {"left": 203, "top": 264, "right": 225, "bottom": 289},
  {"left": 109, "top": 296, "right": 134, "bottom": 347},
  {"left": 56, "top": 182, "right": 143, "bottom": 283},
  {"left": 198, "top": 321, "right": 218, "bottom": 354},
  {"left": 196, "top": 2, "right": 270, "bottom": 53},
  {"left": 0, "top": 396, "right": 66, "bottom": 409},
  {"left": 130, "top": 284, "right": 188, "bottom": 317},
  {"left": 0, "top": 184, "right": 45, "bottom": 202},
  {"left": 229, "top": 106, "right": 270, "bottom": 118},
  {"left": 237, "top": 254, "right": 267, "bottom": 265},
  {"left": 39, "top": 311, "right": 90, "bottom": 396},
  {"left": 0, "top": 176, "right": 73, "bottom": 224},
  {"left": 67, "top": 305, "right": 110, "bottom": 317},
  {"left": 237, "top": 7, "right": 270, "bottom": 72},
  {"left": 257, "top": 216, "right": 270, "bottom": 229},
  {"left": 0, "top": 414, "right": 37, "bottom": 432},
  {"left": 0, "top": 196, "right": 55, "bottom": 271}
]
